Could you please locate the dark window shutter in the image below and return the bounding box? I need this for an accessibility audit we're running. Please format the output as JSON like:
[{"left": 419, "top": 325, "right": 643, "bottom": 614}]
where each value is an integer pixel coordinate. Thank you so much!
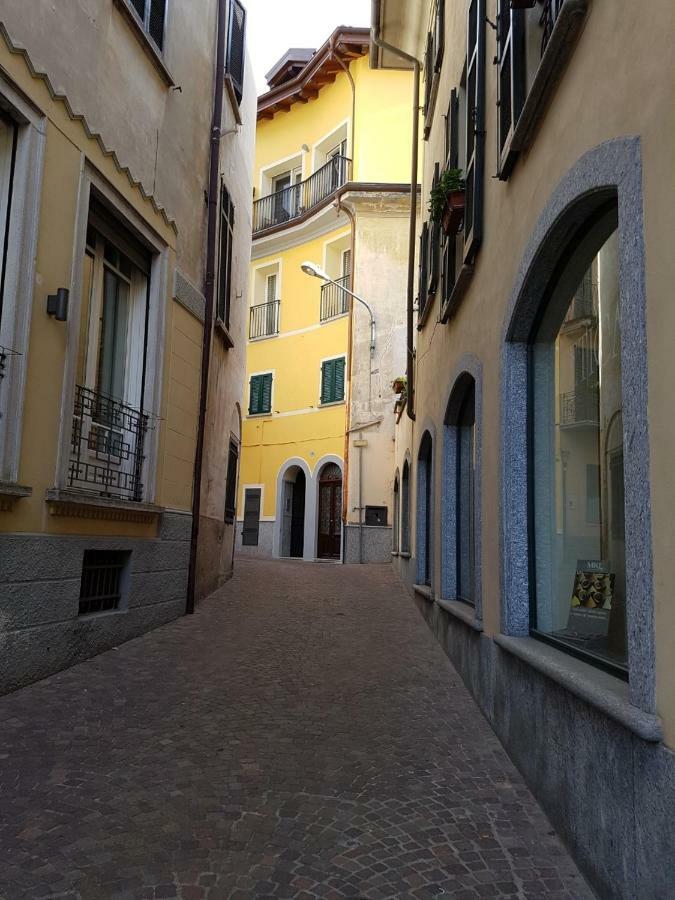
[
  {"left": 148, "top": 0, "right": 166, "bottom": 49},
  {"left": 418, "top": 223, "right": 429, "bottom": 321},
  {"left": 227, "top": 0, "right": 247, "bottom": 104},
  {"left": 434, "top": 0, "right": 445, "bottom": 72},
  {"left": 497, "top": 0, "right": 525, "bottom": 179},
  {"left": 321, "top": 360, "right": 334, "bottom": 404},
  {"left": 249, "top": 375, "right": 261, "bottom": 414},
  {"left": 130, "top": 0, "right": 146, "bottom": 20},
  {"left": 218, "top": 185, "right": 235, "bottom": 328},
  {"left": 334, "top": 357, "right": 345, "bottom": 402},
  {"left": 224, "top": 441, "right": 239, "bottom": 522},
  {"left": 442, "top": 90, "right": 459, "bottom": 304},
  {"left": 261, "top": 372, "right": 272, "bottom": 412},
  {"left": 423, "top": 32, "right": 433, "bottom": 120},
  {"left": 464, "top": 0, "right": 486, "bottom": 264},
  {"left": 428, "top": 163, "right": 441, "bottom": 299}
]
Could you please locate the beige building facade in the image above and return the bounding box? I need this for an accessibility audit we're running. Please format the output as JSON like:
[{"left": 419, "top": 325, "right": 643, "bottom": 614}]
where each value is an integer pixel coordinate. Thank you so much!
[
  {"left": 0, "top": 0, "right": 255, "bottom": 691},
  {"left": 373, "top": 1, "right": 675, "bottom": 896}
]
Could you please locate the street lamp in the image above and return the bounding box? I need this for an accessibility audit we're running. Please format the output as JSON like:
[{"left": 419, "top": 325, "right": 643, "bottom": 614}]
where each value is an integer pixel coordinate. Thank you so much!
[{"left": 300, "top": 260, "right": 376, "bottom": 355}]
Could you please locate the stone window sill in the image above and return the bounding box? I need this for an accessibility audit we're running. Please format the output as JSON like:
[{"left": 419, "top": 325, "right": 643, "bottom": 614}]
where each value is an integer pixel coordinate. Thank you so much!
[
  {"left": 494, "top": 634, "right": 662, "bottom": 743},
  {"left": 399, "top": 551, "right": 411, "bottom": 559},
  {"left": 45, "top": 489, "right": 162, "bottom": 524},
  {"left": 0, "top": 481, "right": 32, "bottom": 512},
  {"left": 436, "top": 597, "right": 483, "bottom": 633},
  {"left": 414, "top": 584, "right": 434, "bottom": 603},
  {"left": 113, "top": 0, "right": 175, "bottom": 87}
]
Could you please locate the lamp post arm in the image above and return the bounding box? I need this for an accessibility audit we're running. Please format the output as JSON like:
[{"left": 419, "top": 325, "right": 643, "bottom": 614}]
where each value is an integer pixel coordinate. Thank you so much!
[{"left": 321, "top": 276, "right": 375, "bottom": 325}]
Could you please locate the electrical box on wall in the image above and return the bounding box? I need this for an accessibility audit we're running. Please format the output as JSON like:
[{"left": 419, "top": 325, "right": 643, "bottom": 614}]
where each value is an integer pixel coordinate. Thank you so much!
[{"left": 365, "top": 506, "right": 388, "bottom": 526}]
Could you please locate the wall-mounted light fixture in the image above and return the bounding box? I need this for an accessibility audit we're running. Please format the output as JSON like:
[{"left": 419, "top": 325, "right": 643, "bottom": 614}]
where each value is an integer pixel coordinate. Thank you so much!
[{"left": 47, "top": 288, "right": 69, "bottom": 322}]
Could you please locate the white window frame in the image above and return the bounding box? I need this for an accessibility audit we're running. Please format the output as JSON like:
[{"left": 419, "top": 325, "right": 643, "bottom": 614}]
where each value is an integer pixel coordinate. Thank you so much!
[
  {"left": 0, "top": 75, "right": 46, "bottom": 486},
  {"left": 55, "top": 166, "right": 168, "bottom": 503}
]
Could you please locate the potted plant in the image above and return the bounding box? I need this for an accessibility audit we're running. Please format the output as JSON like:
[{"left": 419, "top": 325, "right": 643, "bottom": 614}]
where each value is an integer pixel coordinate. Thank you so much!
[
  {"left": 392, "top": 375, "right": 407, "bottom": 394},
  {"left": 429, "top": 168, "right": 465, "bottom": 236}
]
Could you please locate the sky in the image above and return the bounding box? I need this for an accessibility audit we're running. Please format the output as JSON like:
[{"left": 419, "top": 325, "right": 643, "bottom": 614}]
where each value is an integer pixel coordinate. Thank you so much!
[{"left": 246, "top": 0, "right": 372, "bottom": 95}]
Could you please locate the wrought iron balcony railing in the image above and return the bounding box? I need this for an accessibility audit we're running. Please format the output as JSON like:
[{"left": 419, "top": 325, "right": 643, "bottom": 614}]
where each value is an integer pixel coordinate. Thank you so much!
[
  {"left": 540, "top": 0, "right": 565, "bottom": 56},
  {"left": 249, "top": 299, "right": 280, "bottom": 339},
  {"left": 253, "top": 156, "right": 352, "bottom": 234},
  {"left": 68, "top": 385, "right": 151, "bottom": 502},
  {"left": 320, "top": 275, "right": 351, "bottom": 321},
  {"left": 560, "top": 388, "right": 600, "bottom": 428}
]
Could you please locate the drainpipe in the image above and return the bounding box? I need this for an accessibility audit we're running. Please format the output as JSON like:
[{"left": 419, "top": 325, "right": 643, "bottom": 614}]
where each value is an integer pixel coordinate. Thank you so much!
[
  {"left": 358, "top": 430, "right": 364, "bottom": 564},
  {"left": 370, "top": 10, "right": 420, "bottom": 421},
  {"left": 186, "top": 0, "right": 228, "bottom": 615}
]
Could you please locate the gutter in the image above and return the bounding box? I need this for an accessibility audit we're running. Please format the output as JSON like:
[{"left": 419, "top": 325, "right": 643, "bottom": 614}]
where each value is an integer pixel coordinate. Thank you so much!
[
  {"left": 186, "top": 0, "right": 228, "bottom": 614},
  {"left": 370, "top": 2, "right": 420, "bottom": 421}
]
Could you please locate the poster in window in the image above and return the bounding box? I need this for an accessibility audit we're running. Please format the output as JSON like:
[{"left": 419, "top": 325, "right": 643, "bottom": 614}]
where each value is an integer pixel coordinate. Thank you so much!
[{"left": 561, "top": 560, "right": 614, "bottom": 641}]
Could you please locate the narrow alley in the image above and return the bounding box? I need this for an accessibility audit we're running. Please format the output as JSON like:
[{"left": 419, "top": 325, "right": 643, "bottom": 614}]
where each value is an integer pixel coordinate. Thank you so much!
[{"left": 0, "top": 560, "right": 592, "bottom": 900}]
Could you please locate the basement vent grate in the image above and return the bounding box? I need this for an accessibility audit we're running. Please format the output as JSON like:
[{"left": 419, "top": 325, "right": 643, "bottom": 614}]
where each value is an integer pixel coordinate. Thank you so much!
[{"left": 78, "top": 550, "right": 130, "bottom": 616}]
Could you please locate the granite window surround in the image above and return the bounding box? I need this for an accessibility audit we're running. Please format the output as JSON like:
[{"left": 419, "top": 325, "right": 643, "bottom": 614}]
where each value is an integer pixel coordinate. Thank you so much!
[
  {"left": 415, "top": 424, "right": 436, "bottom": 592},
  {"left": 440, "top": 355, "right": 483, "bottom": 626},
  {"left": 500, "top": 137, "right": 656, "bottom": 715}
]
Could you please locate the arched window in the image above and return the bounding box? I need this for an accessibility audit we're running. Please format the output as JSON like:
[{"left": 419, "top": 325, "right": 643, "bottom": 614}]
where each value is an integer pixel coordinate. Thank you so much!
[
  {"left": 442, "top": 369, "right": 480, "bottom": 612},
  {"left": 417, "top": 432, "right": 433, "bottom": 586},
  {"left": 530, "top": 218, "right": 626, "bottom": 671},
  {"left": 401, "top": 460, "right": 411, "bottom": 554},
  {"left": 393, "top": 473, "right": 400, "bottom": 553}
]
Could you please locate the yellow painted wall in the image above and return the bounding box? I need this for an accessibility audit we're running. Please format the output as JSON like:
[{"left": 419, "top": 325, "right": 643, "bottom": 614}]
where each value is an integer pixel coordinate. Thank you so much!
[{"left": 0, "top": 38, "right": 197, "bottom": 538}]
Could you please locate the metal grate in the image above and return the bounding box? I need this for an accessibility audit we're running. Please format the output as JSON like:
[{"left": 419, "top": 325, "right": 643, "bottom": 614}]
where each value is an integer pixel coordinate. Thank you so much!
[
  {"left": 320, "top": 276, "right": 350, "bottom": 321},
  {"left": 253, "top": 156, "right": 351, "bottom": 234},
  {"left": 78, "top": 550, "right": 130, "bottom": 616},
  {"left": 69, "top": 385, "right": 152, "bottom": 502}
]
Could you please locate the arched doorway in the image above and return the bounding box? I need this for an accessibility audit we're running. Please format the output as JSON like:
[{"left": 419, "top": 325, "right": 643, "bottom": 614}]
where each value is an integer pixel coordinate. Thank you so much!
[
  {"left": 317, "top": 462, "right": 342, "bottom": 559},
  {"left": 280, "top": 467, "right": 306, "bottom": 558}
]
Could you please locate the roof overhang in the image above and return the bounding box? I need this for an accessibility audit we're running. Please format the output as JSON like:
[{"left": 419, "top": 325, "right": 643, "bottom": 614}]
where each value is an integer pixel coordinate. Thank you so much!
[
  {"left": 257, "top": 27, "right": 370, "bottom": 121},
  {"left": 369, "top": 0, "right": 425, "bottom": 69}
]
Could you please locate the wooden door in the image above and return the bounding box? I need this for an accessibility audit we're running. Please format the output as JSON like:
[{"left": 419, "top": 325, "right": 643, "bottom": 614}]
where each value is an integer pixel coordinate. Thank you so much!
[{"left": 318, "top": 464, "right": 342, "bottom": 559}]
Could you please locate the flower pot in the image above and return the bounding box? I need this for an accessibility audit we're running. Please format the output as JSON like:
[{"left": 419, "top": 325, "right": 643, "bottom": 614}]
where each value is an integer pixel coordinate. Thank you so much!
[
  {"left": 510, "top": 0, "right": 537, "bottom": 8},
  {"left": 441, "top": 189, "right": 465, "bottom": 236}
]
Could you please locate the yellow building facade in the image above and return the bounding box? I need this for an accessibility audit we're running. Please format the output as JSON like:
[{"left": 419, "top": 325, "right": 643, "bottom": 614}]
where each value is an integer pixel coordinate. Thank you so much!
[
  {"left": 0, "top": 1, "right": 254, "bottom": 692},
  {"left": 237, "top": 29, "right": 415, "bottom": 562}
]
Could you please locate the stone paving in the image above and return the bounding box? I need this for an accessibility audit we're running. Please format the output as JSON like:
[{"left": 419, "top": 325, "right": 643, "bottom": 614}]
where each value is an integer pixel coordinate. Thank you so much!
[{"left": 0, "top": 559, "right": 594, "bottom": 900}]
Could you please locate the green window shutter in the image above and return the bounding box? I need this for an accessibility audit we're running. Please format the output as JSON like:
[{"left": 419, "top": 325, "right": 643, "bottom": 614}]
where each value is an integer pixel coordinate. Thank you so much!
[
  {"left": 321, "top": 360, "right": 334, "bottom": 404},
  {"left": 334, "top": 357, "right": 345, "bottom": 402},
  {"left": 249, "top": 373, "right": 272, "bottom": 414},
  {"left": 261, "top": 372, "right": 272, "bottom": 413}
]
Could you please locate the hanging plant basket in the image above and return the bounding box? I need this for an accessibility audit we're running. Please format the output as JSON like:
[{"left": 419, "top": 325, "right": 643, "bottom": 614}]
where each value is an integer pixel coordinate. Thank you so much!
[{"left": 441, "top": 189, "right": 466, "bottom": 236}]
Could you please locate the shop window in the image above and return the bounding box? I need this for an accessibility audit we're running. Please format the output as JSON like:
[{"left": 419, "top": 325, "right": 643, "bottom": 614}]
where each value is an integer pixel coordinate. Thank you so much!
[{"left": 531, "top": 228, "right": 627, "bottom": 672}]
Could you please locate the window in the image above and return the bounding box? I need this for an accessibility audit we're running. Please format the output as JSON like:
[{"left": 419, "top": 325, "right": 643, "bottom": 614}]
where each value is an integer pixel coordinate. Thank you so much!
[
  {"left": 242, "top": 488, "right": 261, "bottom": 546},
  {"left": 128, "top": 0, "right": 167, "bottom": 51},
  {"left": 496, "top": 0, "right": 526, "bottom": 178},
  {"left": 401, "top": 460, "right": 411, "bottom": 554},
  {"left": 456, "top": 382, "right": 476, "bottom": 604},
  {"left": 417, "top": 222, "right": 429, "bottom": 321},
  {"left": 224, "top": 440, "right": 239, "bottom": 523},
  {"left": 393, "top": 475, "right": 400, "bottom": 552},
  {"left": 442, "top": 90, "right": 460, "bottom": 306},
  {"left": 320, "top": 357, "right": 345, "bottom": 405},
  {"left": 217, "top": 185, "right": 235, "bottom": 328},
  {"left": 531, "top": 227, "right": 627, "bottom": 673},
  {"left": 79, "top": 550, "right": 130, "bottom": 616},
  {"left": 226, "top": 0, "right": 247, "bottom": 104},
  {"left": 464, "top": 0, "right": 486, "bottom": 263},
  {"left": 423, "top": 0, "right": 445, "bottom": 135},
  {"left": 0, "top": 114, "right": 17, "bottom": 329},
  {"left": 70, "top": 201, "right": 152, "bottom": 502},
  {"left": 248, "top": 372, "right": 272, "bottom": 416},
  {"left": 417, "top": 432, "right": 433, "bottom": 587}
]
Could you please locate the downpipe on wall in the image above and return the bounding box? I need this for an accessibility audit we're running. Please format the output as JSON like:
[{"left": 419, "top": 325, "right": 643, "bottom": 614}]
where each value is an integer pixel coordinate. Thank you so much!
[{"left": 186, "top": 0, "right": 228, "bottom": 615}]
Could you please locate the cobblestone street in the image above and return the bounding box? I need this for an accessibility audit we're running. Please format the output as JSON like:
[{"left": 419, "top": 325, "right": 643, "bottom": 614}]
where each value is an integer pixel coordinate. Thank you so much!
[{"left": 0, "top": 559, "right": 593, "bottom": 900}]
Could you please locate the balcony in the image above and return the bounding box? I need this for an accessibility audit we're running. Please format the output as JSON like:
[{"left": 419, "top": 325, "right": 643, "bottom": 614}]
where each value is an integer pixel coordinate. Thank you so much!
[
  {"left": 250, "top": 299, "right": 280, "bottom": 339},
  {"left": 68, "top": 385, "right": 151, "bottom": 502},
  {"left": 560, "top": 388, "right": 599, "bottom": 429},
  {"left": 320, "top": 275, "right": 350, "bottom": 321},
  {"left": 253, "top": 156, "right": 352, "bottom": 235}
]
